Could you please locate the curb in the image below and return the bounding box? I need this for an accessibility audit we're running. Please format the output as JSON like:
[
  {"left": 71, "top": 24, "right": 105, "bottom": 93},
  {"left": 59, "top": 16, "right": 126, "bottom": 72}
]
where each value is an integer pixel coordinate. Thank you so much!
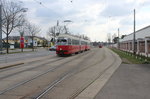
[{"left": 0, "top": 63, "right": 24, "bottom": 70}]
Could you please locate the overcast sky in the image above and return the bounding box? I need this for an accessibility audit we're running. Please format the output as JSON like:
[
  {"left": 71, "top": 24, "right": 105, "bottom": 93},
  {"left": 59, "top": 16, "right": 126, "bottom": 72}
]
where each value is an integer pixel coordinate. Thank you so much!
[{"left": 19, "top": 0, "right": 150, "bottom": 41}]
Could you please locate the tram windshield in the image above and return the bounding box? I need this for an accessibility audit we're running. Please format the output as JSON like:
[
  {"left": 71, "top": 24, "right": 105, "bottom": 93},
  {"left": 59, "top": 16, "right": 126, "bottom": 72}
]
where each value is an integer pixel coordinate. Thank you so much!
[{"left": 57, "top": 38, "right": 68, "bottom": 45}]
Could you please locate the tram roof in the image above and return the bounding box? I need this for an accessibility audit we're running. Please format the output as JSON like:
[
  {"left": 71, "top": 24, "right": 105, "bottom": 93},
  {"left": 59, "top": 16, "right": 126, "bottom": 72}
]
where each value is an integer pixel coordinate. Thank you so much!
[{"left": 58, "top": 34, "right": 90, "bottom": 42}]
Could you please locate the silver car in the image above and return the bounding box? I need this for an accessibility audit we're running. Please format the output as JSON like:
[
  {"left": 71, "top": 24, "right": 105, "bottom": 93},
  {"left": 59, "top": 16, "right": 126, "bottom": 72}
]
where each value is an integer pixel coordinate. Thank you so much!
[{"left": 49, "top": 46, "right": 56, "bottom": 51}]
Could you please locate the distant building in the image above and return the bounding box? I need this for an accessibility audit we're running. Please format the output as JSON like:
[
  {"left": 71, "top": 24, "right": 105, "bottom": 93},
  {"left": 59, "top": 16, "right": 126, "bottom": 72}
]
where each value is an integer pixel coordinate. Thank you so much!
[{"left": 3, "top": 36, "right": 48, "bottom": 48}]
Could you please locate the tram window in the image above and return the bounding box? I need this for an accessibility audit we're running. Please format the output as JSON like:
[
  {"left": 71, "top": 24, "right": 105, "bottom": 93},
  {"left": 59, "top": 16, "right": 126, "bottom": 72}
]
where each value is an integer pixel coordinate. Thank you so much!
[
  {"left": 81, "top": 41, "right": 84, "bottom": 45},
  {"left": 68, "top": 38, "right": 72, "bottom": 45},
  {"left": 72, "top": 39, "right": 79, "bottom": 45},
  {"left": 85, "top": 42, "right": 87, "bottom": 45},
  {"left": 81, "top": 41, "right": 86, "bottom": 45},
  {"left": 75, "top": 40, "right": 79, "bottom": 45},
  {"left": 72, "top": 39, "right": 75, "bottom": 45},
  {"left": 57, "top": 39, "right": 67, "bottom": 45},
  {"left": 75, "top": 40, "right": 78, "bottom": 45},
  {"left": 77, "top": 40, "right": 80, "bottom": 45}
]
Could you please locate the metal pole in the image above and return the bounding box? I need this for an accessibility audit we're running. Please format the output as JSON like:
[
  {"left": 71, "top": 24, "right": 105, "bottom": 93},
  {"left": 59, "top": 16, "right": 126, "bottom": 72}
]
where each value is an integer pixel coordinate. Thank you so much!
[
  {"left": 133, "top": 9, "right": 136, "bottom": 55},
  {"left": 0, "top": 5, "right": 3, "bottom": 54},
  {"left": 57, "top": 20, "right": 59, "bottom": 26},
  {"left": 54, "top": 26, "right": 55, "bottom": 45},
  {"left": 118, "top": 28, "right": 120, "bottom": 49}
]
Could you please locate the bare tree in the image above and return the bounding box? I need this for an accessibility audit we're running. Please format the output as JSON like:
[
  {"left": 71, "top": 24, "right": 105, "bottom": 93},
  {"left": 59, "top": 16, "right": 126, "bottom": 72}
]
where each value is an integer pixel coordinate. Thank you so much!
[
  {"left": 56, "top": 25, "right": 64, "bottom": 34},
  {"left": 0, "top": 0, "right": 27, "bottom": 53},
  {"left": 63, "top": 26, "right": 69, "bottom": 34},
  {"left": 26, "top": 23, "right": 41, "bottom": 51},
  {"left": 47, "top": 26, "right": 56, "bottom": 45},
  {"left": 55, "top": 20, "right": 66, "bottom": 34},
  {"left": 113, "top": 37, "right": 119, "bottom": 44},
  {"left": 47, "top": 25, "right": 64, "bottom": 45},
  {"left": 47, "top": 27, "right": 55, "bottom": 37}
]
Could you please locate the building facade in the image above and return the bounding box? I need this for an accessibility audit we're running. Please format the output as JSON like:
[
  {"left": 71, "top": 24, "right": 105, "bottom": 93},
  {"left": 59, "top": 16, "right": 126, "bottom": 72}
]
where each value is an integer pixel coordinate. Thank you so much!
[
  {"left": 119, "top": 25, "right": 150, "bottom": 57},
  {"left": 3, "top": 36, "right": 48, "bottom": 48}
]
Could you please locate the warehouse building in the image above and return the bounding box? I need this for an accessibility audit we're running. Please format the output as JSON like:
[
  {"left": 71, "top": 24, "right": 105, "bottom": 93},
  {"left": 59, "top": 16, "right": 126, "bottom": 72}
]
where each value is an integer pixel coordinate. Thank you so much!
[{"left": 119, "top": 25, "right": 150, "bottom": 57}]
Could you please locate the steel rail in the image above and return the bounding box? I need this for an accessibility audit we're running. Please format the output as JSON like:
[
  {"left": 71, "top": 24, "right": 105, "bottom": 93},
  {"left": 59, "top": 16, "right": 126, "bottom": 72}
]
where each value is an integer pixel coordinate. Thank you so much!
[
  {"left": 32, "top": 50, "right": 100, "bottom": 99},
  {"left": 0, "top": 57, "right": 63, "bottom": 80},
  {"left": 34, "top": 48, "right": 118, "bottom": 99},
  {"left": 0, "top": 55, "right": 57, "bottom": 72},
  {"left": 69, "top": 50, "right": 118, "bottom": 99},
  {"left": 0, "top": 51, "right": 91, "bottom": 95}
]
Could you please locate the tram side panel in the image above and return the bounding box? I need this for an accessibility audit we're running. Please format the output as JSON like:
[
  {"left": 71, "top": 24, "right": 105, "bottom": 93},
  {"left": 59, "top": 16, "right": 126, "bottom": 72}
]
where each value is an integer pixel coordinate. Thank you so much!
[
  {"left": 56, "top": 45, "right": 69, "bottom": 55},
  {"left": 56, "top": 34, "right": 90, "bottom": 56},
  {"left": 56, "top": 45, "right": 81, "bottom": 55},
  {"left": 85, "top": 44, "right": 90, "bottom": 50}
]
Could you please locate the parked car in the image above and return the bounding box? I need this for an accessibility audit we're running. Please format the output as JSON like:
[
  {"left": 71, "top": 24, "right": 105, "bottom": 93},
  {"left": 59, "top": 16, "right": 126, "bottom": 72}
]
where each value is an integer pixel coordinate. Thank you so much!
[{"left": 49, "top": 46, "right": 56, "bottom": 51}]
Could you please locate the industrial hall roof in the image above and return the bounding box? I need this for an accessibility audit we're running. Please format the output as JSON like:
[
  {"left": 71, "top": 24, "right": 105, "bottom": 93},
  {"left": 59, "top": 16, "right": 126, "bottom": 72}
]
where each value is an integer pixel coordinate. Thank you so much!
[{"left": 120, "top": 25, "right": 150, "bottom": 42}]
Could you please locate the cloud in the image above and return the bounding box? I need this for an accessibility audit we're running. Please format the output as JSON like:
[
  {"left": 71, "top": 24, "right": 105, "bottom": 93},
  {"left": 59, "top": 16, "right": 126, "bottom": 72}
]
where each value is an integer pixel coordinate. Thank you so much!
[
  {"left": 101, "top": 5, "right": 132, "bottom": 17},
  {"left": 17, "top": 0, "right": 150, "bottom": 42},
  {"left": 100, "top": 0, "right": 134, "bottom": 17},
  {"left": 119, "top": 16, "right": 133, "bottom": 26},
  {"left": 36, "top": 8, "right": 62, "bottom": 19}
]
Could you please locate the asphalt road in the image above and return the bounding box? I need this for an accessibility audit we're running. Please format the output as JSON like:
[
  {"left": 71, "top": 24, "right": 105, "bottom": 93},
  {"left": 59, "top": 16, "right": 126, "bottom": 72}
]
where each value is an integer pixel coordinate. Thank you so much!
[
  {"left": 94, "top": 64, "right": 150, "bottom": 99},
  {"left": 0, "top": 47, "right": 121, "bottom": 99}
]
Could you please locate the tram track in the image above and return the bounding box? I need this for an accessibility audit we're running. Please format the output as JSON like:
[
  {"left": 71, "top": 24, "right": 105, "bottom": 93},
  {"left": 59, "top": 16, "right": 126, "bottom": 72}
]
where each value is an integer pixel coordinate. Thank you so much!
[
  {"left": 0, "top": 50, "right": 91, "bottom": 80},
  {"left": 33, "top": 48, "right": 119, "bottom": 99},
  {"left": 21, "top": 50, "right": 97, "bottom": 99},
  {"left": 0, "top": 56, "right": 63, "bottom": 80},
  {"left": 69, "top": 49, "right": 118, "bottom": 99},
  {"left": 0, "top": 55, "right": 58, "bottom": 72},
  {"left": 30, "top": 48, "right": 106, "bottom": 99},
  {"left": 0, "top": 50, "right": 93, "bottom": 96}
]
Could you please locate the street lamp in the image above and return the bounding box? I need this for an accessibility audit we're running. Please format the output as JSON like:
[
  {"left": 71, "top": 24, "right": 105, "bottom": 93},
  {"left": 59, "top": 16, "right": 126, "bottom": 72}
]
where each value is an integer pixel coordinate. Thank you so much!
[
  {"left": 118, "top": 28, "right": 120, "bottom": 49},
  {"left": 64, "top": 20, "right": 72, "bottom": 23},
  {"left": 63, "top": 20, "right": 72, "bottom": 34}
]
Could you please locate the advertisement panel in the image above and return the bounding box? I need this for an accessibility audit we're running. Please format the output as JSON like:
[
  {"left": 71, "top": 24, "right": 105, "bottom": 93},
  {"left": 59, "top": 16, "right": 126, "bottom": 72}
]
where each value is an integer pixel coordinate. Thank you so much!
[{"left": 20, "top": 37, "right": 24, "bottom": 48}]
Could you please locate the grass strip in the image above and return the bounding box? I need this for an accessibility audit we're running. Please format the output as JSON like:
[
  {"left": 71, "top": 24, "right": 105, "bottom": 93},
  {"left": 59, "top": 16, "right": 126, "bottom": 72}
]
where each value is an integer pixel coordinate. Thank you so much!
[{"left": 110, "top": 48, "right": 150, "bottom": 64}]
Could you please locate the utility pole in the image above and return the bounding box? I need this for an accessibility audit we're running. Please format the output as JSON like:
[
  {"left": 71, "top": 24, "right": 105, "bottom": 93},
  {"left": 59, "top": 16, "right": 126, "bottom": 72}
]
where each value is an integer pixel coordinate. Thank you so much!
[
  {"left": 133, "top": 9, "right": 136, "bottom": 55},
  {"left": 0, "top": 5, "right": 2, "bottom": 54},
  {"left": 57, "top": 20, "right": 59, "bottom": 26},
  {"left": 54, "top": 26, "right": 56, "bottom": 45},
  {"left": 118, "top": 28, "right": 120, "bottom": 49}
]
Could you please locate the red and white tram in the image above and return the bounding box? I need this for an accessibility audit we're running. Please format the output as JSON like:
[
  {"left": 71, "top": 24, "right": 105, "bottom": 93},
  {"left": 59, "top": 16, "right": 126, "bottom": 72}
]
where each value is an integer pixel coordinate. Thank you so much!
[{"left": 56, "top": 34, "right": 90, "bottom": 56}]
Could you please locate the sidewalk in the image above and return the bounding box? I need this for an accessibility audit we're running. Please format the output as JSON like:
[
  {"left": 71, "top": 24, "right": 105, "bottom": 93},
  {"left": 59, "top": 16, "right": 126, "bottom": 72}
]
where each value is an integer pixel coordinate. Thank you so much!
[
  {"left": 0, "top": 47, "right": 53, "bottom": 69},
  {"left": 94, "top": 64, "right": 150, "bottom": 99},
  {"left": 0, "top": 48, "right": 43, "bottom": 54}
]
